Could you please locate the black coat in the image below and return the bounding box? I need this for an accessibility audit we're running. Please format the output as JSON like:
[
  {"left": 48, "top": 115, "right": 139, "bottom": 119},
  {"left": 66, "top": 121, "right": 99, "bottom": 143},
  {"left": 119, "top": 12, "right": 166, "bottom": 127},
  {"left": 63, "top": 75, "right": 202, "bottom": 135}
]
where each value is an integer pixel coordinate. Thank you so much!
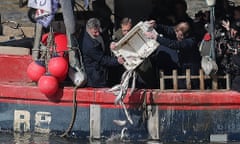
[
  {"left": 156, "top": 24, "right": 176, "bottom": 40},
  {"left": 155, "top": 25, "right": 201, "bottom": 89},
  {"left": 82, "top": 31, "right": 120, "bottom": 87},
  {"left": 156, "top": 35, "right": 200, "bottom": 65},
  {"left": 155, "top": 24, "right": 201, "bottom": 78},
  {"left": 155, "top": 24, "right": 201, "bottom": 64}
]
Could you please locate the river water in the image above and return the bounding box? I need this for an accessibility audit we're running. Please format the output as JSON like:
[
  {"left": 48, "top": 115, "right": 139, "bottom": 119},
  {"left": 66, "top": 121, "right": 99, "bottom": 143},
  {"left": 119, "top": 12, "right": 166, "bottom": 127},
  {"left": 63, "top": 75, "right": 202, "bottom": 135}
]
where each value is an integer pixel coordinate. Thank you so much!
[
  {"left": 0, "top": 132, "right": 160, "bottom": 144},
  {"left": 1, "top": 132, "right": 240, "bottom": 144},
  {"left": 0, "top": 133, "right": 101, "bottom": 144}
]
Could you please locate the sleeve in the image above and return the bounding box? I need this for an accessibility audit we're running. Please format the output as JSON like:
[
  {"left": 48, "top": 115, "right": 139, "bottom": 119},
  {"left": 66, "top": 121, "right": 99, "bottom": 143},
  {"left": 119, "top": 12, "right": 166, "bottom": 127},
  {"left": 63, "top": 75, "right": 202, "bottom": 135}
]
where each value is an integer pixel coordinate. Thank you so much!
[
  {"left": 85, "top": 42, "right": 120, "bottom": 67},
  {"left": 156, "top": 36, "right": 195, "bottom": 51},
  {"left": 156, "top": 24, "right": 176, "bottom": 39}
]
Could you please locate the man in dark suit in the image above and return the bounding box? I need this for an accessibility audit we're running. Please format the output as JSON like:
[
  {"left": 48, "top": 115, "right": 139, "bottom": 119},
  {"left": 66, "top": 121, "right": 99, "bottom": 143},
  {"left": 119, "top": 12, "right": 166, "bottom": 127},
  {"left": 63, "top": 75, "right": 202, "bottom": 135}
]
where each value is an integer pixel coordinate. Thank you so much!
[
  {"left": 146, "top": 21, "right": 201, "bottom": 89},
  {"left": 81, "top": 18, "right": 124, "bottom": 88}
]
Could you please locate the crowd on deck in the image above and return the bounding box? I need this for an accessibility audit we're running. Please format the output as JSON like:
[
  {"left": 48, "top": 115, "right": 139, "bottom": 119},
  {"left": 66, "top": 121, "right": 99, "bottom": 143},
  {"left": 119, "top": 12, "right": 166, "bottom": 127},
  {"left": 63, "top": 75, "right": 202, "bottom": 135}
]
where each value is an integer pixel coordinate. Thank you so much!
[
  {"left": 76, "top": 0, "right": 240, "bottom": 90},
  {"left": 26, "top": 0, "right": 238, "bottom": 90}
]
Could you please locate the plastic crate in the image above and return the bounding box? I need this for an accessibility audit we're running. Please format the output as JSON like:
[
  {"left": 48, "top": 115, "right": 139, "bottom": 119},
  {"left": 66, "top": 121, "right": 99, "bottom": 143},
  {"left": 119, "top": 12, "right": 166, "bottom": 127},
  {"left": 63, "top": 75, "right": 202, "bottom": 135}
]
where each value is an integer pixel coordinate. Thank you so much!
[{"left": 111, "top": 21, "right": 159, "bottom": 70}]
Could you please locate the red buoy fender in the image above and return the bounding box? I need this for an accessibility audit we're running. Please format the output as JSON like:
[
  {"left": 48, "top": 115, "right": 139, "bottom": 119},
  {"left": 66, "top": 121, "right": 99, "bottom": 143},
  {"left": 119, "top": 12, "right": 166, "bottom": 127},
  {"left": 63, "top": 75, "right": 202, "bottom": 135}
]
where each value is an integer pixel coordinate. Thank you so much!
[
  {"left": 38, "top": 75, "right": 59, "bottom": 96},
  {"left": 41, "top": 33, "right": 68, "bottom": 57},
  {"left": 27, "top": 61, "right": 46, "bottom": 82},
  {"left": 48, "top": 56, "right": 68, "bottom": 82}
]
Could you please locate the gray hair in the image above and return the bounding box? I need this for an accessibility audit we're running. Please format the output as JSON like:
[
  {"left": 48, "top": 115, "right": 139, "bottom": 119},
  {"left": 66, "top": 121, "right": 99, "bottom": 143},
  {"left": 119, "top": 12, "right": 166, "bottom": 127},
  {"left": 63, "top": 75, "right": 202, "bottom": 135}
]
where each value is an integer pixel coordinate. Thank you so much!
[
  {"left": 86, "top": 18, "right": 101, "bottom": 29},
  {"left": 121, "top": 17, "right": 132, "bottom": 25}
]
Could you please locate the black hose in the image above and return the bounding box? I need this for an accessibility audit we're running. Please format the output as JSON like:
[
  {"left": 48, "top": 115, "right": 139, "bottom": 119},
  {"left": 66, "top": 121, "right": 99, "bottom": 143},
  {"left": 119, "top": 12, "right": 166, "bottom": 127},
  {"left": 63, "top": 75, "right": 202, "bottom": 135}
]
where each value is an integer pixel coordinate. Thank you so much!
[{"left": 60, "top": 86, "right": 78, "bottom": 137}]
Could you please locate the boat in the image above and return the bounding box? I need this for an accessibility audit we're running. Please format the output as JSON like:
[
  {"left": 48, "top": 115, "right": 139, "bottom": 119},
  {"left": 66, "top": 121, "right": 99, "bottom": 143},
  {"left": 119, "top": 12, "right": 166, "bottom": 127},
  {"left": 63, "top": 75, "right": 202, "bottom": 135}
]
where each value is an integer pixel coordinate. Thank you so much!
[
  {"left": 1, "top": 0, "right": 240, "bottom": 143},
  {"left": 0, "top": 31, "right": 240, "bottom": 143}
]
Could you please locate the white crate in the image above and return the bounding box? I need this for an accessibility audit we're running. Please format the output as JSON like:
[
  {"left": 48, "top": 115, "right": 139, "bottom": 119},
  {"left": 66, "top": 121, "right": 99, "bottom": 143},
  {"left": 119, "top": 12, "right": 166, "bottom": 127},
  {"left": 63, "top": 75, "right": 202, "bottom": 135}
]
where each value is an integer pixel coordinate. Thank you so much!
[{"left": 111, "top": 21, "right": 159, "bottom": 70}]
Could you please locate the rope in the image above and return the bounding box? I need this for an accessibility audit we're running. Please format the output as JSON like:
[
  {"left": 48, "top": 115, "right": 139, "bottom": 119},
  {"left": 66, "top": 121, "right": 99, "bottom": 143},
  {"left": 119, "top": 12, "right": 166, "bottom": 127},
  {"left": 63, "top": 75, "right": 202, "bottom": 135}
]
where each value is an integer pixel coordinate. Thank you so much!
[
  {"left": 137, "top": 90, "right": 148, "bottom": 127},
  {"left": 60, "top": 86, "right": 78, "bottom": 137},
  {"left": 1, "top": 20, "right": 26, "bottom": 38},
  {"left": 39, "top": 26, "right": 55, "bottom": 68}
]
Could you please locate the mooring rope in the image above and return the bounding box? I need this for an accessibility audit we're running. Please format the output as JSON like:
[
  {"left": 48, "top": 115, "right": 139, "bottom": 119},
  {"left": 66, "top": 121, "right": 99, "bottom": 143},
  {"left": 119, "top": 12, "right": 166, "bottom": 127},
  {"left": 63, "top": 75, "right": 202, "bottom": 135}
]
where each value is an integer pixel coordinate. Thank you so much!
[{"left": 60, "top": 86, "right": 78, "bottom": 137}]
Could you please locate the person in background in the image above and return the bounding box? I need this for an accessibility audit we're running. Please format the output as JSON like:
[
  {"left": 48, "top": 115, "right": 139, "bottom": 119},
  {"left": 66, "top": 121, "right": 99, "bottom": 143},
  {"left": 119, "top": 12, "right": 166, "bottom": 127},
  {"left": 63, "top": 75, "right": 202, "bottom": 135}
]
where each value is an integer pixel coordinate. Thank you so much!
[
  {"left": 192, "top": 10, "right": 210, "bottom": 44},
  {"left": 108, "top": 17, "right": 133, "bottom": 86},
  {"left": 92, "top": 0, "right": 113, "bottom": 53},
  {"left": 112, "top": 17, "right": 133, "bottom": 41},
  {"left": 221, "top": 19, "right": 240, "bottom": 91},
  {"left": 222, "top": 19, "right": 240, "bottom": 40},
  {"left": 81, "top": 18, "right": 124, "bottom": 88}
]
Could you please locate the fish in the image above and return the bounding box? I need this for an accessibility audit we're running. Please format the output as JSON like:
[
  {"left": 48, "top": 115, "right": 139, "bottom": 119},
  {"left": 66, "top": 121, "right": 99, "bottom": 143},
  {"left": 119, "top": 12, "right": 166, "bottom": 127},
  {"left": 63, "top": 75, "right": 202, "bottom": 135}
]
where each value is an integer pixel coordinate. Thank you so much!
[{"left": 113, "top": 120, "right": 127, "bottom": 126}]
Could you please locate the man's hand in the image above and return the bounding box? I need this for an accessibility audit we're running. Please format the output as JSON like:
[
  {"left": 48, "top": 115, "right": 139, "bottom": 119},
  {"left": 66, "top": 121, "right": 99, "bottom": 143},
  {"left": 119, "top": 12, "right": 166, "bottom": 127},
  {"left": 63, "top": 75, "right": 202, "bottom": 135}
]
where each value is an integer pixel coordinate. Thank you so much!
[
  {"left": 147, "top": 20, "right": 156, "bottom": 28},
  {"left": 144, "top": 31, "right": 157, "bottom": 40},
  {"left": 117, "top": 56, "right": 125, "bottom": 64},
  {"left": 110, "top": 42, "right": 117, "bottom": 50},
  {"left": 222, "top": 20, "right": 230, "bottom": 31}
]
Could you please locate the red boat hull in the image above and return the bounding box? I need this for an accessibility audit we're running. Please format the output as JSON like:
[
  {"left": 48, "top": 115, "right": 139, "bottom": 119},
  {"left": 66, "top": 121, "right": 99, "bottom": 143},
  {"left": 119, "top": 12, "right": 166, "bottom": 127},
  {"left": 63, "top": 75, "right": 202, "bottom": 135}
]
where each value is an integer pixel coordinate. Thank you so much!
[{"left": 1, "top": 54, "right": 240, "bottom": 142}]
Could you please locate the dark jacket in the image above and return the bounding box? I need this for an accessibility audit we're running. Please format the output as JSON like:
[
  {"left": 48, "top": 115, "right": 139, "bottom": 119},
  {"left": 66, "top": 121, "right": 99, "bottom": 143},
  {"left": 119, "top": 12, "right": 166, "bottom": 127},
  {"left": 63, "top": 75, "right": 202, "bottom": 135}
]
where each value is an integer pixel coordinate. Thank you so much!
[
  {"left": 108, "top": 28, "right": 125, "bottom": 86},
  {"left": 113, "top": 28, "right": 124, "bottom": 42},
  {"left": 155, "top": 25, "right": 201, "bottom": 89},
  {"left": 156, "top": 35, "right": 200, "bottom": 64},
  {"left": 82, "top": 31, "right": 120, "bottom": 87},
  {"left": 155, "top": 24, "right": 200, "bottom": 64},
  {"left": 156, "top": 24, "right": 177, "bottom": 40}
]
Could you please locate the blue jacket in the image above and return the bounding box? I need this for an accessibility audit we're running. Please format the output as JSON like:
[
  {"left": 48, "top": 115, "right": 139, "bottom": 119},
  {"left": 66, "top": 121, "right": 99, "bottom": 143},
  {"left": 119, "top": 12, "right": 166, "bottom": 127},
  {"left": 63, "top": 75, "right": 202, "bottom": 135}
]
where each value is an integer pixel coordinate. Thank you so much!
[{"left": 82, "top": 31, "right": 120, "bottom": 87}]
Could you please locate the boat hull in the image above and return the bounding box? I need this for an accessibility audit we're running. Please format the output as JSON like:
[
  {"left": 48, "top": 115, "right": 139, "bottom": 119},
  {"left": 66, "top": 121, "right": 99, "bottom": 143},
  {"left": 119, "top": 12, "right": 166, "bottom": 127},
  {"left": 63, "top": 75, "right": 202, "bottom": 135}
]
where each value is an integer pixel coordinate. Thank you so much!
[
  {"left": 1, "top": 54, "right": 240, "bottom": 142},
  {"left": 1, "top": 83, "right": 240, "bottom": 142}
]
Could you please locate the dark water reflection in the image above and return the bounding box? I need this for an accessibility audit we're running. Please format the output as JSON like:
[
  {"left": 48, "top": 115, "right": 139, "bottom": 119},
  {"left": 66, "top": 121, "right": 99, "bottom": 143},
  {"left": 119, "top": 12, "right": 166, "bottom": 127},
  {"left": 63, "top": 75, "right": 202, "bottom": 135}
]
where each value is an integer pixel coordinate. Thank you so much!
[
  {"left": 0, "top": 133, "right": 91, "bottom": 144},
  {"left": 1, "top": 132, "right": 240, "bottom": 144},
  {"left": 0, "top": 132, "right": 149, "bottom": 144}
]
